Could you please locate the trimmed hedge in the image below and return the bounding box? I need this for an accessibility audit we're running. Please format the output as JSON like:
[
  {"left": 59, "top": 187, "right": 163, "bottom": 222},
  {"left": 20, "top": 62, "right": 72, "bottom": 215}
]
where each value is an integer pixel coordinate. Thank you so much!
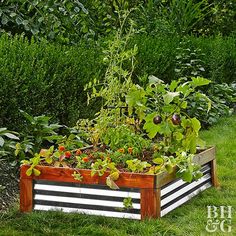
[
  {"left": 0, "top": 35, "right": 104, "bottom": 130},
  {"left": 133, "top": 35, "right": 236, "bottom": 84},
  {"left": 0, "top": 34, "right": 235, "bottom": 130}
]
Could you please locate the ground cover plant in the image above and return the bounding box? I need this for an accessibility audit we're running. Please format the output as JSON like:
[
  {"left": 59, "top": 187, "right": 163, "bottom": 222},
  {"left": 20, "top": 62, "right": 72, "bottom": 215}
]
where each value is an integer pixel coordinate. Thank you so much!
[
  {"left": 1, "top": 33, "right": 235, "bottom": 131},
  {"left": 1, "top": 115, "right": 235, "bottom": 236},
  {"left": 1, "top": 0, "right": 235, "bottom": 42}
]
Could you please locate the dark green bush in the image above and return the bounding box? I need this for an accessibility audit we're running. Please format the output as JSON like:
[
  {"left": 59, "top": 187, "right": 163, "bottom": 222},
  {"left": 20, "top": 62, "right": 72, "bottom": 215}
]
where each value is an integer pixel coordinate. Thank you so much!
[
  {"left": 0, "top": 34, "right": 104, "bottom": 130},
  {"left": 1, "top": 0, "right": 235, "bottom": 44},
  {"left": 0, "top": 34, "right": 235, "bottom": 130},
  {"left": 132, "top": 35, "right": 236, "bottom": 84}
]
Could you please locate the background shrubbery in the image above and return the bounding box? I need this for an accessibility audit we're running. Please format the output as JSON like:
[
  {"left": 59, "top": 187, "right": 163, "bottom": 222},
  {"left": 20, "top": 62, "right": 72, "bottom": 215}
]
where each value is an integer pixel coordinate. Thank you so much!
[
  {"left": 0, "top": 33, "right": 235, "bottom": 130},
  {"left": 0, "top": 34, "right": 104, "bottom": 130},
  {"left": 1, "top": 0, "right": 235, "bottom": 43}
]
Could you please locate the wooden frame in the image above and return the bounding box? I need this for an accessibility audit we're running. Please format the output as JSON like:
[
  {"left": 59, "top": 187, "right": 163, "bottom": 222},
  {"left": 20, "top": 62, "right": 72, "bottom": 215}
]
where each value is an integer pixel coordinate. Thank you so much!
[{"left": 20, "top": 146, "right": 218, "bottom": 220}]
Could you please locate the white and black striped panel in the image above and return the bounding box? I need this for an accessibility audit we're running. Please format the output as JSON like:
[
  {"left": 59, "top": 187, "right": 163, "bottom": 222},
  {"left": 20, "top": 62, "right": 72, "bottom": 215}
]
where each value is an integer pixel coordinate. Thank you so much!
[
  {"left": 33, "top": 180, "right": 141, "bottom": 219},
  {"left": 160, "top": 163, "right": 212, "bottom": 217}
]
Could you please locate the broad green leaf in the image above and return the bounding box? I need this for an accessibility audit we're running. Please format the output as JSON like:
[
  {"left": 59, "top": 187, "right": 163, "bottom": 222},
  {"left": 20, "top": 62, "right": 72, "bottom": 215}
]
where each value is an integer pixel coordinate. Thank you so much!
[
  {"left": 143, "top": 122, "right": 160, "bottom": 139},
  {"left": 143, "top": 113, "right": 161, "bottom": 138},
  {"left": 176, "top": 84, "right": 192, "bottom": 96},
  {"left": 182, "top": 170, "right": 193, "bottom": 183},
  {"left": 191, "top": 118, "right": 201, "bottom": 133},
  {"left": 1, "top": 15, "right": 8, "bottom": 25},
  {"left": 26, "top": 168, "right": 33, "bottom": 176},
  {"left": 19, "top": 110, "right": 34, "bottom": 123},
  {"left": 38, "top": 16, "right": 44, "bottom": 23},
  {"left": 53, "top": 151, "right": 61, "bottom": 158},
  {"left": 0, "top": 128, "right": 7, "bottom": 133},
  {"left": 153, "top": 157, "right": 164, "bottom": 165},
  {"left": 169, "top": 80, "right": 179, "bottom": 91},
  {"left": 32, "top": 154, "right": 41, "bottom": 165},
  {"left": 109, "top": 171, "right": 119, "bottom": 181},
  {"left": 165, "top": 164, "right": 174, "bottom": 173},
  {"left": 33, "top": 168, "right": 41, "bottom": 176},
  {"left": 147, "top": 167, "right": 155, "bottom": 174},
  {"left": 45, "top": 135, "right": 63, "bottom": 141},
  {"left": 3, "top": 133, "right": 19, "bottom": 140},
  {"left": 196, "top": 137, "right": 206, "bottom": 149},
  {"left": 158, "top": 122, "right": 172, "bottom": 135},
  {"left": 190, "top": 77, "right": 211, "bottom": 88},
  {"left": 49, "top": 146, "right": 54, "bottom": 153},
  {"left": 106, "top": 176, "right": 119, "bottom": 189},
  {"left": 181, "top": 118, "right": 190, "bottom": 129},
  {"left": 123, "top": 197, "right": 133, "bottom": 209},
  {"left": 15, "top": 142, "right": 21, "bottom": 156},
  {"left": 49, "top": 124, "right": 63, "bottom": 129},
  {"left": 194, "top": 171, "right": 203, "bottom": 180},
  {"left": 10, "top": 12, "right": 17, "bottom": 18},
  {"left": 45, "top": 156, "right": 53, "bottom": 164},
  {"left": 144, "top": 113, "right": 156, "bottom": 122},
  {"left": 163, "top": 92, "right": 179, "bottom": 104},
  {"left": 148, "top": 75, "right": 164, "bottom": 84},
  {"left": 174, "top": 132, "right": 184, "bottom": 141},
  {"left": 189, "top": 135, "right": 197, "bottom": 154},
  {"left": 154, "top": 165, "right": 162, "bottom": 173},
  {"left": 196, "top": 92, "right": 212, "bottom": 112},
  {"left": 0, "top": 137, "right": 4, "bottom": 147},
  {"left": 181, "top": 101, "right": 188, "bottom": 109}
]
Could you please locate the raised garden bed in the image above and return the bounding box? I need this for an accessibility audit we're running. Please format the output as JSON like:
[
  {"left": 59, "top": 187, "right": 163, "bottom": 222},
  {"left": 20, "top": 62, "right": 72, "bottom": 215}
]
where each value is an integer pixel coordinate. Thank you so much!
[{"left": 20, "top": 146, "right": 218, "bottom": 220}]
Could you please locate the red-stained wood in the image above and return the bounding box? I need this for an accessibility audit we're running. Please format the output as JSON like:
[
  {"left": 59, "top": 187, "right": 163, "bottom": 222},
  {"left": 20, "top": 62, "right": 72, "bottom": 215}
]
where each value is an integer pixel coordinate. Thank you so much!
[
  {"left": 211, "top": 159, "right": 220, "bottom": 188},
  {"left": 140, "top": 188, "right": 159, "bottom": 219},
  {"left": 20, "top": 177, "right": 33, "bottom": 212},
  {"left": 20, "top": 147, "right": 216, "bottom": 190},
  {"left": 20, "top": 165, "right": 156, "bottom": 189}
]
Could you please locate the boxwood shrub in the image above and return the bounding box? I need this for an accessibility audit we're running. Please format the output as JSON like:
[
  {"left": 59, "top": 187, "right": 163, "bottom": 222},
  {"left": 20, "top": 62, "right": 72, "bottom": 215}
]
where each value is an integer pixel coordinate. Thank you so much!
[{"left": 0, "top": 34, "right": 104, "bottom": 130}]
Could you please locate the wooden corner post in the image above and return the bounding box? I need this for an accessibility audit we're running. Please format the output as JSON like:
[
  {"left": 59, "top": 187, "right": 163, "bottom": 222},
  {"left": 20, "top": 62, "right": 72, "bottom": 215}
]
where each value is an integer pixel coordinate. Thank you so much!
[
  {"left": 211, "top": 159, "right": 220, "bottom": 188},
  {"left": 20, "top": 166, "right": 33, "bottom": 212},
  {"left": 140, "top": 175, "right": 161, "bottom": 220}
]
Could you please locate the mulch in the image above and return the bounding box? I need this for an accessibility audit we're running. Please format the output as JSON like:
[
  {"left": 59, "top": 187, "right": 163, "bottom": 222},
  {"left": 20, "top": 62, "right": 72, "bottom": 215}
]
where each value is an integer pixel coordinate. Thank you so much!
[{"left": 0, "top": 159, "right": 19, "bottom": 211}]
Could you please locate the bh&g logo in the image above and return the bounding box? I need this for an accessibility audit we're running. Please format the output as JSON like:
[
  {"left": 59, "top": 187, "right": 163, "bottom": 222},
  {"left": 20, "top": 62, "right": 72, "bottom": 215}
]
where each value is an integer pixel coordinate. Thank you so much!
[{"left": 205, "top": 205, "right": 232, "bottom": 233}]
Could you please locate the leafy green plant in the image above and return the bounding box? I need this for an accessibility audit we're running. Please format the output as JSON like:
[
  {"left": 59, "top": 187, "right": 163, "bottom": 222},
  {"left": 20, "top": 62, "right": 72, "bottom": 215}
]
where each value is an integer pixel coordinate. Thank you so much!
[
  {"left": 83, "top": 9, "right": 138, "bottom": 145},
  {"left": 15, "top": 110, "right": 63, "bottom": 160},
  {"left": 194, "top": 0, "right": 236, "bottom": 36},
  {"left": 127, "top": 77, "right": 211, "bottom": 152},
  {"left": 187, "top": 82, "right": 236, "bottom": 127},
  {"left": 175, "top": 40, "right": 206, "bottom": 80},
  {"left": 101, "top": 125, "right": 151, "bottom": 154},
  {"left": 21, "top": 153, "right": 41, "bottom": 177},
  {"left": 175, "top": 152, "right": 203, "bottom": 182},
  {"left": 0, "top": 0, "right": 90, "bottom": 43},
  {"left": 125, "top": 76, "right": 211, "bottom": 181},
  {"left": 0, "top": 128, "right": 19, "bottom": 158},
  {"left": 161, "top": 0, "right": 212, "bottom": 35},
  {"left": 72, "top": 171, "right": 83, "bottom": 182},
  {"left": 126, "top": 159, "right": 151, "bottom": 173},
  {"left": 123, "top": 197, "right": 133, "bottom": 209}
]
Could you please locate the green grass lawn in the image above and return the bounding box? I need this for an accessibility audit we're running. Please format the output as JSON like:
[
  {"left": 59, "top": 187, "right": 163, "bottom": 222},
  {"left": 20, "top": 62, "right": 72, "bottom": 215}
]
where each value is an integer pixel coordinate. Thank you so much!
[{"left": 1, "top": 116, "right": 235, "bottom": 236}]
